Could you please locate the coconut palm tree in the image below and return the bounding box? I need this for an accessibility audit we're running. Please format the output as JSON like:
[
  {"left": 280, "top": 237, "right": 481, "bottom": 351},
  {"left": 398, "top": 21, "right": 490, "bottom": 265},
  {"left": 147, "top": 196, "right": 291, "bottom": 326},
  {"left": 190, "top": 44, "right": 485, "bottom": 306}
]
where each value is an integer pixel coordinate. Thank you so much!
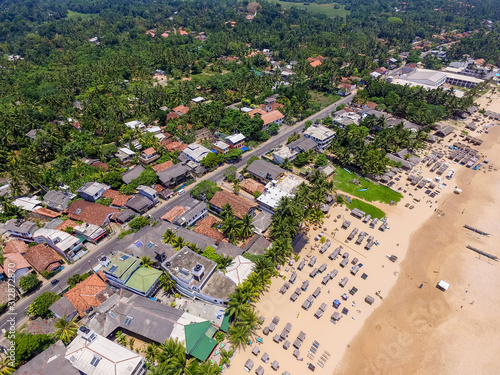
[
  {"left": 220, "top": 215, "right": 242, "bottom": 243},
  {"left": 227, "top": 291, "right": 254, "bottom": 318},
  {"left": 186, "top": 242, "right": 202, "bottom": 254},
  {"left": 159, "top": 272, "right": 176, "bottom": 293},
  {"left": 55, "top": 315, "right": 79, "bottom": 344},
  {"left": 116, "top": 331, "right": 127, "bottom": 346},
  {"left": 162, "top": 229, "right": 177, "bottom": 244},
  {"left": 217, "top": 255, "right": 233, "bottom": 271},
  {"left": 196, "top": 361, "right": 222, "bottom": 375},
  {"left": 0, "top": 357, "right": 15, "bottom": 375},
  {"left": 172, "top": 236, "right": 186, "bottom": 251},
  {"left": 218, "top": 347, "right": 234, "bottom": 368},
  {"left": 280, "top": 158, "right": 293, "bottom": 170},
  {"left": 238, "top": 214, "right": 254, "bottom": 239},
  {"left": 228, "top": 324, "right": 250, "bottom": 349},
  {"left": 144, "top": 343, "right": 159, "bottom": 364},
  {"left": 140, "top": 256, "right": 154, "bottom": 267},
  {"left": 220, "top": 203, "right": 234, "bottom": 219},
  {"left": 237, "top": 307, "right": 261, "bottom": 332}
]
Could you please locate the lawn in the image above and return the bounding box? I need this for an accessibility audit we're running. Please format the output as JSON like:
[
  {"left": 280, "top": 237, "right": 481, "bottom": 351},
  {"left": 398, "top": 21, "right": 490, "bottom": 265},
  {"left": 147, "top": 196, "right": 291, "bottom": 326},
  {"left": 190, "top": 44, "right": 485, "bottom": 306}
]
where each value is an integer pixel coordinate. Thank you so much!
[
  {"left": 333, "top": 168, "right": 403, "bottom": 204},
  {"left": 269, "top": 0, "right": 349, "bottom": 18},
  {"left": 67, "top": 10, "right": 98, "bottom": 19},
  {"left": 347, "top": 199, "right": 386, "bottom": 219},
  {"left": 310, "top": 91, "right": 342, "bottom": 107}
]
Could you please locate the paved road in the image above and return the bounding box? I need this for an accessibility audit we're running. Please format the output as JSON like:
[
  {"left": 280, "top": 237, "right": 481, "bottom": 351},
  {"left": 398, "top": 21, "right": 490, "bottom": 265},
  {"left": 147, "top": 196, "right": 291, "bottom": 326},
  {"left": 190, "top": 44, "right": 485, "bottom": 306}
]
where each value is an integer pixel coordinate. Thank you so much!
[{"left": 0, "top": 92, "right": 354, "bottom": 336}]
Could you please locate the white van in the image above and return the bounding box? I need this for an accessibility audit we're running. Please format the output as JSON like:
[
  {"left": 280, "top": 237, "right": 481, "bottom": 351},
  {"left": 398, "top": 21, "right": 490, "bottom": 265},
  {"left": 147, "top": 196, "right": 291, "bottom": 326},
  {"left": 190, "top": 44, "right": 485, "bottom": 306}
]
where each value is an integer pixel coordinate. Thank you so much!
[{"left": 178, "top": 189, "right": 185, "bottom": 196}]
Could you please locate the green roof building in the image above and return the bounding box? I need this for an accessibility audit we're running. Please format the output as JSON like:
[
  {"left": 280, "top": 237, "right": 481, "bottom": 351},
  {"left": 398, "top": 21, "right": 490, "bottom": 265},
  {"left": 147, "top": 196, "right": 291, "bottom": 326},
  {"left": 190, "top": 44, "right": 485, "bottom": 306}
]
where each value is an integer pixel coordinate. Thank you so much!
[
  {"left": 101, "top": 251, "right": 161, "bottom": 297},
  {"left": 184, "top": 321, "right": 218, "bottom": 361},
  {"left": 125, "top": 266, "right": 162, "bottom": 296}
]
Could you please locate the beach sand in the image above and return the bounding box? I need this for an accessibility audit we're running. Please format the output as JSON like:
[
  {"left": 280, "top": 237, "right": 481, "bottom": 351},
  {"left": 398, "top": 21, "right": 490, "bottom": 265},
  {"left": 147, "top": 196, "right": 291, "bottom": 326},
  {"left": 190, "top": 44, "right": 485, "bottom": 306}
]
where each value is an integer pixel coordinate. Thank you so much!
[{"left": 335, "top": 125, "right": 500, "bottom": 375}]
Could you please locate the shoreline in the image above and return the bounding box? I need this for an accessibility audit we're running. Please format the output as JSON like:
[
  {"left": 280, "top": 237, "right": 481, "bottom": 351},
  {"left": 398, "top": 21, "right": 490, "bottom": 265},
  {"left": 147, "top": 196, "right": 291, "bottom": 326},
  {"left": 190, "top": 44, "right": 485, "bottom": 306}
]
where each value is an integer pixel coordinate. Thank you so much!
[{"left": 335, "top": 125, "right": 500, "bottom": 374}]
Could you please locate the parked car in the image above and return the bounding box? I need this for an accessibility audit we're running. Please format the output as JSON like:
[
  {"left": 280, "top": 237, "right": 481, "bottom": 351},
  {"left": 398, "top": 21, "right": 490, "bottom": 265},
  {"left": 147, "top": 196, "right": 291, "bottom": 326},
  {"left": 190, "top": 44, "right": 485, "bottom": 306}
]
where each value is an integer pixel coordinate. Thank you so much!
[{"left": 51, "top": 279, "right": 60, "bottom": 286}]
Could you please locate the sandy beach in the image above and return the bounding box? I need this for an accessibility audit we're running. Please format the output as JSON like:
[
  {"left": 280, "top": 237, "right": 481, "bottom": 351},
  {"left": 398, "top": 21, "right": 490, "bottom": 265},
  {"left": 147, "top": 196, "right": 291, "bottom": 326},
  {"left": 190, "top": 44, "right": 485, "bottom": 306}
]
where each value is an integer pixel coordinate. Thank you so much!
[
  {"left": 225, "top": 100, "right": 500, "bottom": 375},
  {"left": 335, "top": 122, "right": 500, "bottom": 374}
]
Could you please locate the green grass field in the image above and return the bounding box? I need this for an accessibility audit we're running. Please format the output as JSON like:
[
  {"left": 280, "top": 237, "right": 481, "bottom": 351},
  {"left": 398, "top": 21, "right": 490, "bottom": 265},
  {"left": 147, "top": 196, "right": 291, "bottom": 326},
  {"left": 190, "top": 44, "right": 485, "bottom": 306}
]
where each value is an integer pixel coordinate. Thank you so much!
[
  {"left": 333, "top": 168, "right": 403, "bottom": 204},
  {"left": 269, "top": 0, "right": 349, "bottom": 18},
  {"left": 67, "top": 10, "right": 98, "bottom": 19},
  {"left": 310, "top": 91, "right": 342, "bottom": 107},
  {"left": 347, "top": 199, "right": 386, "bottom": 219}
]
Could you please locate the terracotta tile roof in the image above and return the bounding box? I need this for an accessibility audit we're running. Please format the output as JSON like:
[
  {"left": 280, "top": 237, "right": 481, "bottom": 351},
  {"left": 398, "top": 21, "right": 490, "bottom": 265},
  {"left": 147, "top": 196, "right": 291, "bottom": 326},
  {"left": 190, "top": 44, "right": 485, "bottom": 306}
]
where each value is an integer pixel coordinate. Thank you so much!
[
  {"left": 194, "top": 225, "right": 224, "bottom": 244},
  {"left": 102, "top": 189, "right": 121, "bottom": 199},
  {"left": 67, "top": 201, "right": 118, "bottom": 227},
  {"left": 248, "top": 108, "right": 267, "bottom": 118},
  {"left": 366, "top": 102, "right": 378, "bottom": 109},
  {"left": 198, "top": 215, "right": 219, "bottom": 228},
  {"left": 241, "top": 179, "right": 265, "bottom": 194},
  {"left": 259, "top": 102, "right": 284, "bottom": 112},
  {"left": 310, "top": 60, "right": 322, "bottom": 67},
  {"left": 142, "top": 147, "right": 156, "bottom": 156},
  {"left": 152, "top": 160, "right": 174, "bottom": 172},
  {"left": 161, "top": 206, "right": 186, "bottom": 222},
  {"left": 260, "top": 110, "right": 284, "bottom": 126},
  {"left": 25, "top": 317, "right": 57, "bottom": 335},
  {"left": 164, "top": 141, "right": 187, "bottom": 152},
  {"left": 23, "top": 244, "right": 62, "bottom": 273},
  {"left": 4, "top": 239, "right": 28, "bottom": 254},
  {"left": 32, "top": 207, "right": 61, "bottom": 218},
  {"left": 4, "top": 252, "right": 31, "bottom": 272},
  {"left": 55, "top": 219, "right": 78, "bottom": 232},
  {"left": 166, "top": 112, "right": 180, "bottom": 121},
  {"left": 91, "top": 161, "right": 109, "bottom": 171},
  {"left": 173, "top": 105, "right": 189, "bottom": 115},
  {"left": 152, "top": 184, "right": 165, "bottom": 193},
  {"left": 112, "top": 195, "right": 132, "bottom": 207},
  {"left": 209, "top": 190, "right": 257, "bottom": 219},
  {"left": 64, "top": 273, "right": 110, "bottom": 317},
  {"left": 339, "top": 83, "right": 355, "bottom": 90}
]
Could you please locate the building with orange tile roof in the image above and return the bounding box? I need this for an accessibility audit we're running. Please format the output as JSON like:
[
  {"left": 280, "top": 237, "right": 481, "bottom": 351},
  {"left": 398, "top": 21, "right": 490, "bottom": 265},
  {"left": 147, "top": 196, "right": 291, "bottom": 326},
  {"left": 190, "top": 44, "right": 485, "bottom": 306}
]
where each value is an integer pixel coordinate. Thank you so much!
[
  {"left": 23, "top": 244, "right": 62, "bottom": 274},
  {"left": 172, "top": 105, "right": 189, "bottom": 116},
  {"left": 32, "top": 207, "right": 61, "bottom": 219},
  {"left": 241, "top": 179, "right": 266, "bottom": 195},
  {"left": 3, "top": 239, "right": 28, "bottom": 255},
  {"left": 310, "top": 60, "right": 322, "bottom": 68},
  {"left": 209, "top": 190, "right": 257, "bottom": 219},
  {"left": 2, "top": 252, "right": 32, "bottom": 281},
  {"left": 55, "top": 219, "right": 78, "bottom": 232},
  {"left": 193, "top": 225, "right": 224, "bottom": 244},
  {"left": 161, "top": 206, "right": 187, "bottom": 223},
  {"left": 152, "top": 160, "right": 174, "bottom": 172},
  {"left": 64, "top": 273, "right": 112, "bottom": 317}
]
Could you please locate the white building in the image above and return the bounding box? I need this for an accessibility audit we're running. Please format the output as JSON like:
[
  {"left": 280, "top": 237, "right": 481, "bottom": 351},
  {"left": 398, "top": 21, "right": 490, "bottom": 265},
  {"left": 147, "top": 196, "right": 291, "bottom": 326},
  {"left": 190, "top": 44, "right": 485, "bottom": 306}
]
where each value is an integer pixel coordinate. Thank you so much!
[
  {"left": 33, "top": 228, "right": 83, "bottom": 260},
  {"left": 181, "top": 143, "right": 212, "bottom": 164},
  {"left": 257, "top": 174, "right": 303, "bottom": 213},
  {"left": 162, "top": 247, "right": 237, "bottom": 305},
  {"left": 65, "top": 327, "right": 145, "bottom": 375},
  {"left": 73, "top": 223, "right": 107, "bottom": 244},
  {"left": 125, "top": 120, "right": 145, "bottom": 129},
  {"left": 303, "top": 124, "right": 336, "bottom": 151}
]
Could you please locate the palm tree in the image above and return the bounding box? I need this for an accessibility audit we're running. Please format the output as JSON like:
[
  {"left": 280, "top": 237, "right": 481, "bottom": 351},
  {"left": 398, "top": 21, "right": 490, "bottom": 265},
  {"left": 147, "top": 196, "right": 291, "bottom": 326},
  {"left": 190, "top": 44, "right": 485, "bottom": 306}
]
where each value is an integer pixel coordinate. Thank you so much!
[
  {"left": 237, "top": 307, "right": 261, "bottom": 332},
  {"left": 172, "top": 236, "right": 186, "bottom": 251},
  {"left": 186, "top": 242, "right": 202, "bottom": 254},
  {"left": 218, "top": 347, "right": 234, "bottom": 368},
  {"left": 156, "top": 337, "right": 186, "bottom": 366},
  {"left": 159, "top": 272, "right": 176, "bottom": 293},
  {"left": 226, "top": 291, "right": 254, "bottom": 318},
  {"left": 116, "top": 331, "right": 128, "bottom": 346},
  {"left": 196, "top": 361, "right": 222, "bottom": 375},
  {"left": 280, "top": 158, "right": 293, "bottom": 170},
  {"left": 144, "top": 343, "right": 159, "bottom": 364},
  {"left": 217, "top": 255, "right": 233, "bottom": 271},
  {"left": 140, "top": 256, "right": 154, "bottom": 267},
  {"left": 220, "top": 203, "right": 234, "bottom": 219},
  {"left": 233, "top": 180, "right": 240, "bottom": 194},
  {"left": 238, "top": 214, "right": 254, "bottom": 239},
  {"left": 162, "top": 229, "right": 177, "bottom": 244},
  {"left": 228, "top": 324, "right": 250, "bottom": 349},
  {"left": 0, "top": 357, "right": 15, "bottom": 375},
  {"left": 221, "top": 215, "right": 242, "bottom": 243},
  {"left": 55, "top": 315, "right": 79, "bottom": 344}
]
